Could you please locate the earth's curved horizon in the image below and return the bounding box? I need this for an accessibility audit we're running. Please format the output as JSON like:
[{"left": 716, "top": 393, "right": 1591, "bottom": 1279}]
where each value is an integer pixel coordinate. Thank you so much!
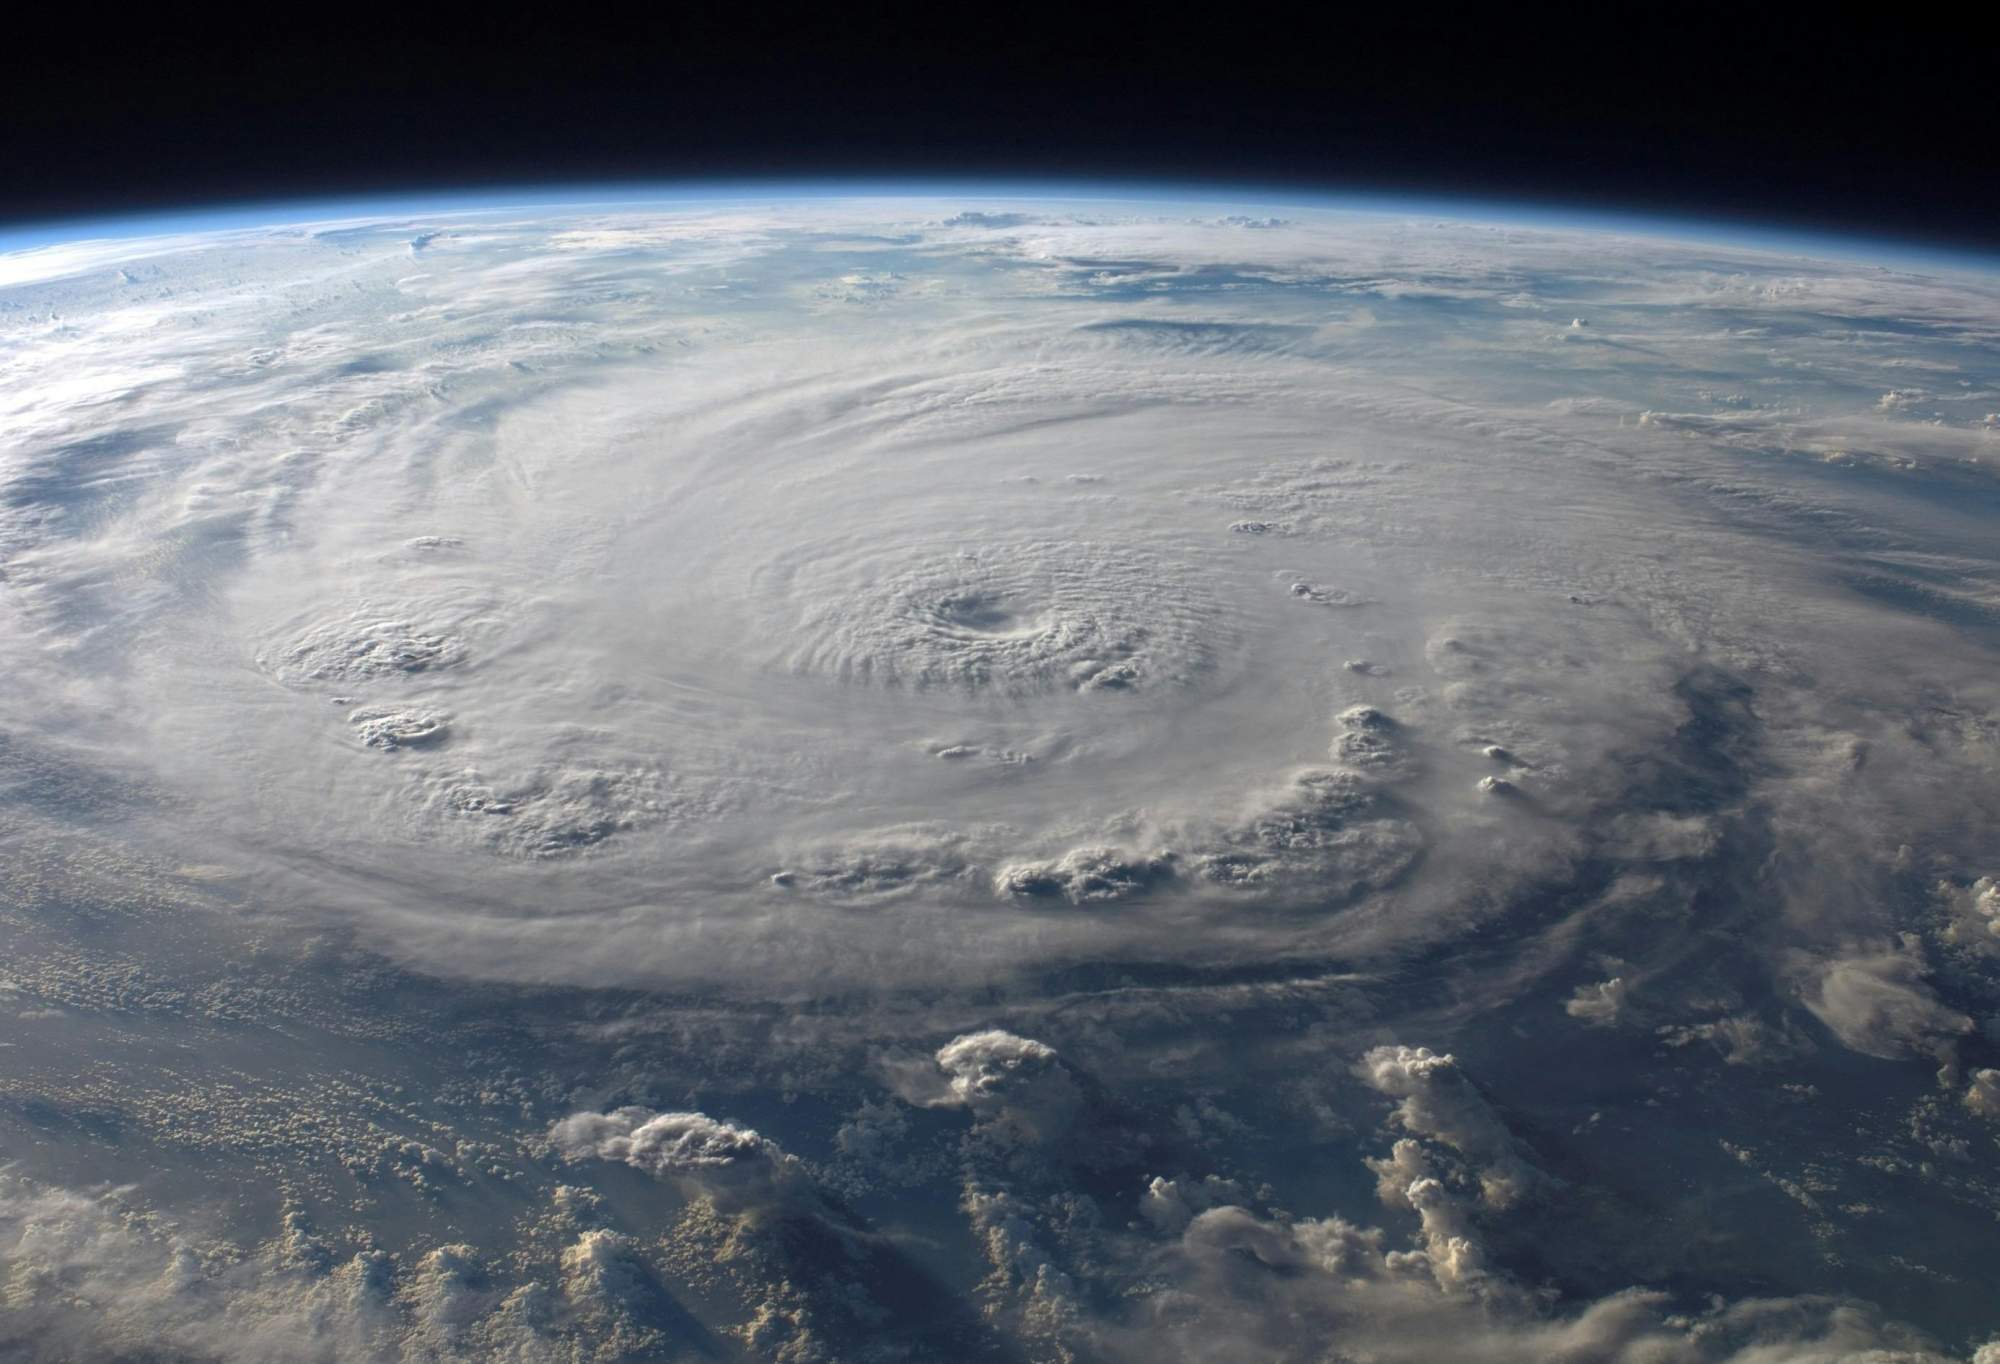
[{"left": 4, "top": 188, "right": 1999, "bottom": 1363}]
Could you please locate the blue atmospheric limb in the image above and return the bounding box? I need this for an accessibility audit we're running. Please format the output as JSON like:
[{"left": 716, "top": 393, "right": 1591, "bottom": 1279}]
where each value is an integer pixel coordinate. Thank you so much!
[{"left": 2, "top": 177, "right": 1994, "bottom": 275}]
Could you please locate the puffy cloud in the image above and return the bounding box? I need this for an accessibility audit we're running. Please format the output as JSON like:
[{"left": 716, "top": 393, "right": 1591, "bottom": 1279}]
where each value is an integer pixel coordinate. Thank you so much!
[
  {"left": 0, "top": 1173, "right": 589, "bottom": 1364},
  {"left": 1565, "top": 976, "right": 1628, "bottom": 1026},
  {"left": 1179, "top": 1204, "right": 1318, "bottom": 1272},
  {"left": 1939, "top": 876, "right": 2000, "bottom": 956},
  {"left": 1657, "top": 1013, "right": 1801, "bottom": 1066},
  {"left": 1128, "top": 1188, "right": 1970, "bottom": 1364},
  {"left": 554, "top": 1110, "right": 948, "bottom": 1358},
  {"left": 934, "top": 1029, "right": 1084, "bottom": 1140},
  {"left": 401, "top": 1244, "right": 494, "bottom": 1347},
  {"left": 931, "top": 1032, "right": 1106, "bottom": 1355},
  {"left": 960, "top": 1185, "right": 1086, "bottom": 1356},
  {"left": 556, "top": 1228, "right": 673, "bottom": 1351},
  {"left": 1357, "top": 1045, "right": 1543, "bottom": 1209},
  {"left": 1190, "top": 767, "right": 1421, "bottom": 899},
  {"left": 1966, "top": 1068, "right": 2000, "bottom": 1121},
  {"left": 995, "top": 845, "right": 1174, "bottom": 905},
  {"left": 1134, "top": 1032, "right": 1994, "bottom": 1354},
  {"left": 1329, "top": 705, "right": 1416, "bottom": 779},
  {"left": 347, "top": 704, "right": 450, "bottom": 751},
  {"left": 550, "top": 1107, "right": 803, "bottom": 1212},
  {"left": 1137, "top": 1174, "right": 1253, "bottom": 1235},
  {"left": 552, "top": 1106, "right": 774, "bottom": 1172},
  {"left": 1796, "top": 942, "right": 1972, "bottom": 1060}
]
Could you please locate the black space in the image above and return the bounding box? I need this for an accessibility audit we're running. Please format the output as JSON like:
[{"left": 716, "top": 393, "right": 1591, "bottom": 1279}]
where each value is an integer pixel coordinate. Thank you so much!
[{"left": 5, "top": 12, "right": 1996, "bottom": 252}]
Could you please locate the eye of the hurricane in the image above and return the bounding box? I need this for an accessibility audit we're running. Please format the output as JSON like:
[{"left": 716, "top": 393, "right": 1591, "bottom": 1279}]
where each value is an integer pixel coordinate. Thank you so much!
[
  {"left": 766, "top": 538, "right": 1220, "bottom": 694},
  {"left": 927, "top": 589, "right": 1047, "bottom": 639}
]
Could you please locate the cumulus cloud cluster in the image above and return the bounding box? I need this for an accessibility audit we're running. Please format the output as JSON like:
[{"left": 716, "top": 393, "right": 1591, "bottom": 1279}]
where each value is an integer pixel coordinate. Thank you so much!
[
  {"left": 1358, "top": 1044, "right": 1545, "bottom": 1210},
  {"left": 552, "top": 1107, "right": 776, "bottom": 1173},
  {"left": 0, "top": 1173, "right": 642, "bottom": 1364},
  {"left": 935, "top": 1028, "right": 1086, "bottom": 1140}
]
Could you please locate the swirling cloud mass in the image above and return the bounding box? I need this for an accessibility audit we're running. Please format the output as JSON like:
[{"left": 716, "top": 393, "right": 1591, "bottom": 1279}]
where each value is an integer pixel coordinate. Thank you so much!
[{"left": 3, "top": 196, "right": 2000, "bottom": 1360}]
